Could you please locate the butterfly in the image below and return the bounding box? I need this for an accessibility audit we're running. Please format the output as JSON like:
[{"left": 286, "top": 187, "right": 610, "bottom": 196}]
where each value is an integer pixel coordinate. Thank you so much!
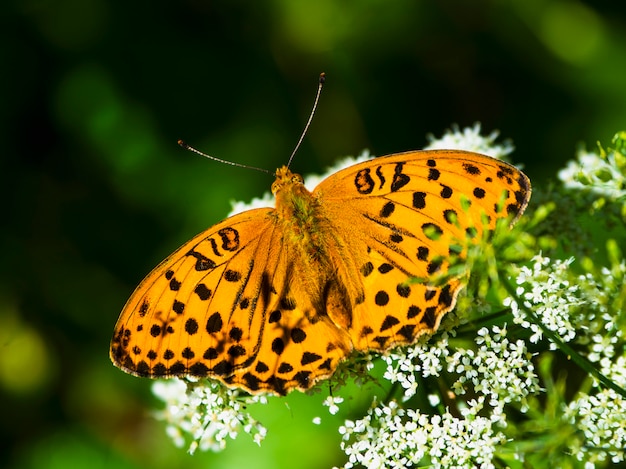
[{"left": 111, "top": 150, "right": 531, "bottom": 395}]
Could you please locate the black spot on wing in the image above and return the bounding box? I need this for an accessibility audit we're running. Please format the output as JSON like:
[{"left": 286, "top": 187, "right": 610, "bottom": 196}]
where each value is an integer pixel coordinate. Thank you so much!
[
  {"left": 206, "top": 312, "right": 223, "bottom": 333},
  {"left": 218, "top": 227, "right": 240, "bottom": 251},
  {"left": 391, "top": 163, "right": 410, "bottom": 192},
  {"left": 355, "top": 168, "right": 375, "bottom": 194},
  {"left": 421, "top": 307, "right": 437, "bottom": 328},
  {"left": 194, "top": 283, "right": 212, "bottom": 300},
  {"left": 186, "top": 249, "right": 216, "bottom": 271},
  {"left": 428, "top": 168, "right": 440, "bottom": 181},
  {"left": 462, "top": 163, "right": 480, "bottom": 175},
  {"left": 440, "top": 185, "right": 453, "bottom": 199},
  {"left": 185, "top": 318, "right": 199, "bottom": 335},
  {"left": 413, "top": 192, "right": 426, "bottom": 209},
  {"left": 473, "top": 187, "right": 486, "bottom": 199},
  {"left": 380, "top": 315, "right": 400, "bottom": 332},
  {"left": 380, "top": 201, "right": 395, "bottom": 218},
  {"left": 224, "top": 269, "right": 241, "bottom": 282},
  {"left": 361, "top": 262, "right": 374, "bottom": 277}
]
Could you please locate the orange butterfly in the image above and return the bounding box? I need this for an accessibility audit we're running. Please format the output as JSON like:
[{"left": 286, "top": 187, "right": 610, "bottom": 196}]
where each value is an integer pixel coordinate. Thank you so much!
[{"left": 111, "top": 150, "right": 531, "bottom": 395}]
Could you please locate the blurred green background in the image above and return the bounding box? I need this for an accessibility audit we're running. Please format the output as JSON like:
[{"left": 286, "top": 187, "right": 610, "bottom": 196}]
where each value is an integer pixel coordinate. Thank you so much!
[{"left": 2, "top": 1, "right": 626, "bottom": 468}]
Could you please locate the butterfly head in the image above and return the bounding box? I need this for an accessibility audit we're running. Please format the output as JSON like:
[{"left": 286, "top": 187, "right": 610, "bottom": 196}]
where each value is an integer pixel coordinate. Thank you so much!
[{"left": 271, "top": 166, "right": 305, "bottom": 196}]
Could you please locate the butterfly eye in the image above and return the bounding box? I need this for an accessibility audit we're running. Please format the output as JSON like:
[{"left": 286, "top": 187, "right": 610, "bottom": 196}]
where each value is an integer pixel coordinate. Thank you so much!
[{"left": 271, "top": 181, "right": 281, "bottom": 194}]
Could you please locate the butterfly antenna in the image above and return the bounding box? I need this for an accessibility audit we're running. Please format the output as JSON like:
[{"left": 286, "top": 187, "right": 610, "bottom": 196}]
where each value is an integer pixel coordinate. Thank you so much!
[
  {"left": 286, "top": 72, "right": 325, "bottom": 169},
  {"left": 177, "top": 140, "right": 271, "bottom": 174}
]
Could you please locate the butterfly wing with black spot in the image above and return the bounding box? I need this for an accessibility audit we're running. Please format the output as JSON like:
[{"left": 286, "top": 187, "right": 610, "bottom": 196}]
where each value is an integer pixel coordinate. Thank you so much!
[
  {"left": 110, "top": 208, "right": 353, "bottom": 395},
  {"left": 314, "top": 149, "right": 531, "bottom": 351}
]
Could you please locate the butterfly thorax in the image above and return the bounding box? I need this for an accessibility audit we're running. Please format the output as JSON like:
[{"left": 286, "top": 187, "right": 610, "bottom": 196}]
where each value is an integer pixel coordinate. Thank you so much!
[{"left": 272, "top": 166, "right": 328, "bottom": 263}]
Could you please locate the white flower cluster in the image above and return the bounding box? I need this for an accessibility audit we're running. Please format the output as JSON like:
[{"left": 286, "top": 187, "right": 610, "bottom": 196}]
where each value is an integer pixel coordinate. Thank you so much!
[
  {"left": 451, "top": 326, "right": 539, "bottom": 411},
  {"left": 364, "top": 325, "right": 538, "bottom": 467},
  {"left": 382, "top": 334, "right": 451, "bottom": 400},
  {"left": 558, "top": 147, "right": 626, "bottom": 200},
  {"left": 505, "top": 254, "right": 624, "bottom": 359},
  {"left": 504, "top": 252, "right": 626, "bottom": 466},
  {"left": 152, "top": 378, "right": 267, "bottom": 453},
  {"left": 424, "top": 123, "right": 514, "bottom": 160},
  {"left": 383, "top": 325, "right": 539, "bottom": 408},
  {"left": 338, "top": 399, "right": 505, "bottom": 469},
  {"left": 565, "top": 386, "right": 626, "bottom": 465},
  {"left": 565, "top": 262, "right": 626, "bottom": 466},
  {"left": 504, "top": 255, "right": 581, "bottom": 348}
]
